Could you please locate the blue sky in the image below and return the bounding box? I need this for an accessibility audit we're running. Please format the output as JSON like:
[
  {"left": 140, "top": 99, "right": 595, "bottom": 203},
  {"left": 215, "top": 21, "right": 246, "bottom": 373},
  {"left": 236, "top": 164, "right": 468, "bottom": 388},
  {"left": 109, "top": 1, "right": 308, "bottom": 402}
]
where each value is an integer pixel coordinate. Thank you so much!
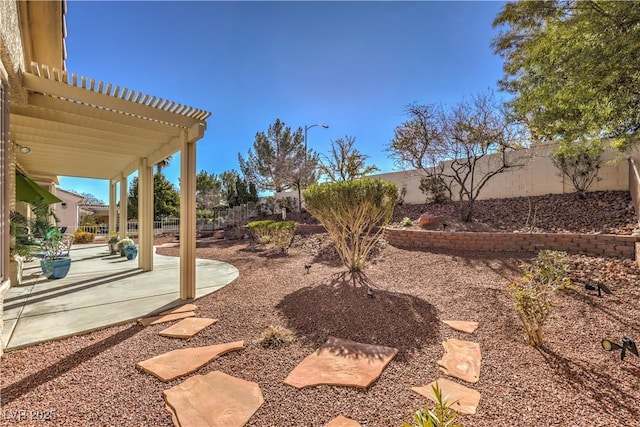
[{"left": 59, "top": 1, "right": 507, "bottom": 203}]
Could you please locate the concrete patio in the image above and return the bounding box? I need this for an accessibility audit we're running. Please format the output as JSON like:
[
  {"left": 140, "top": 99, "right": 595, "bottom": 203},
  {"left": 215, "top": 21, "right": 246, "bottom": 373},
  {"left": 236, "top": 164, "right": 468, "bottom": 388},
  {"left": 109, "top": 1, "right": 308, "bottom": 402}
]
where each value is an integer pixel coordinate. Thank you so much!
[{"left": 2, "top": 243, "right": 238, "bottom": 351}]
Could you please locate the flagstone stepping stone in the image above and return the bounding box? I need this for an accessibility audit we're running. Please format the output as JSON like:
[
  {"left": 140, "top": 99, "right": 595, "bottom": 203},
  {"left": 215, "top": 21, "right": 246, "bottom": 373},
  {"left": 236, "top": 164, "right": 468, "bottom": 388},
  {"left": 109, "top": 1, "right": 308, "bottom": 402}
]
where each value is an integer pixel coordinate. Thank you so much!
[
  {"left": 163, "top": 371, "right": 263, "bottom": 427},
  {"left": 160, "top": 304, "right": 198, "bottom": 315},
  {"left": 136, "top": 341, "right": 244, "bottom": 382},
  {"left": 411, "top": 377, "right": 481, "bottom": 415},
  {"left": 324, "top": 415, "right": 362, "bottom": 426},
  {"left": 159, "top": 318, "right": 218, "bottom": 339},
  {"left": 284, "top": 336, "right": 398, "bottom": 389},
  {"left": 442, "top": 320, "right": 479, "bottom": 334},
  {"left": 437, "top": 338, "right": 481, "bottom": 384},
  {"left": 138, "top": 311, "right": 196, "bottom": 327}
]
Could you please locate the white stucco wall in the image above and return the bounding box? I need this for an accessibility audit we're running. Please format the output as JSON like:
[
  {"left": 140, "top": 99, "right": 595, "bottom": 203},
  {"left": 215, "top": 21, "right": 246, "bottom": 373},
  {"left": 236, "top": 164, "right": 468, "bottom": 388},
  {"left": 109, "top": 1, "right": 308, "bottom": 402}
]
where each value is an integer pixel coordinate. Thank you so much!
[
  {"left": 0, "top": 0, "right": 24, "bottom": 359},
  {"left": 373, "top": 143, "right": 634, "bottom": 204}
]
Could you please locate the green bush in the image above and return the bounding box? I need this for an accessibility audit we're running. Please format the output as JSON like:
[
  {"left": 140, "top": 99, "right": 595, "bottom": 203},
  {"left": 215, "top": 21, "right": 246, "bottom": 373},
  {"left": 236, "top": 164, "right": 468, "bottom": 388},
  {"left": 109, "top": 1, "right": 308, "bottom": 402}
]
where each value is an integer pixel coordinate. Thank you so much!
[
  {"left": 403, "top": 381, "right": 462, "bottom": 427},
  {"left": 268, "top": 221, "right": 296, "bottom": 252},
  {"left": 551, "top": 139, "right": 605, "bottom": 195},
  {"left": 248, "top": 220, "right": 275, "bottom": 245},
  {"left": 304, "top": 179, "right": 397, "bottom": 283},
  {"left": 73, "top": 230, "right": 95, "bottom": 244},
  {"left": 419, "top": 176, "right": 450, "bottom": 204},
  {"left": 508, "top": 250, "right": 571, "bottom": 347}
]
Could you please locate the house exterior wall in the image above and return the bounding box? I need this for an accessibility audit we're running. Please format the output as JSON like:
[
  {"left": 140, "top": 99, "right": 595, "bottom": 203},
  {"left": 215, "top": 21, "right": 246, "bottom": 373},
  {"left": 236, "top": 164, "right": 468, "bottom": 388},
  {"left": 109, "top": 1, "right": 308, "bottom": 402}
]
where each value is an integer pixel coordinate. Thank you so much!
[
  {"left": 54, "top": 189, "right": 83, "bottom": 230},
  {"left": 0, "top": 0, "right": 24, "bottom": 359}
]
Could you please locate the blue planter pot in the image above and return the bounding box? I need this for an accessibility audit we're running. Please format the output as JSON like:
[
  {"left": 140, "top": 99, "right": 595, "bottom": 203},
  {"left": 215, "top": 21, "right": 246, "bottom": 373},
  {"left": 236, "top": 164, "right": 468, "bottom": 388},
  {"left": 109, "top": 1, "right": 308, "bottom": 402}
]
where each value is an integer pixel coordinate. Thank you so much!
[
  {"left": 124, "top": 245, "right": 138, "bottom": 260},
  {"left": 40, "top": 258, "right": 72, "bottom": 279}
]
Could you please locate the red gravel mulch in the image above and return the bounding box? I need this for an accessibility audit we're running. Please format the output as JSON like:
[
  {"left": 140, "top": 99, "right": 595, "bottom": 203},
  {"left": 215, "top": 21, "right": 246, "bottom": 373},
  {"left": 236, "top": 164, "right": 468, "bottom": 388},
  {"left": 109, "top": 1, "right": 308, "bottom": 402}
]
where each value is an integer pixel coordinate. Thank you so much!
[{"left": 2, "top": 228, "right": 640, "bottom": 426}]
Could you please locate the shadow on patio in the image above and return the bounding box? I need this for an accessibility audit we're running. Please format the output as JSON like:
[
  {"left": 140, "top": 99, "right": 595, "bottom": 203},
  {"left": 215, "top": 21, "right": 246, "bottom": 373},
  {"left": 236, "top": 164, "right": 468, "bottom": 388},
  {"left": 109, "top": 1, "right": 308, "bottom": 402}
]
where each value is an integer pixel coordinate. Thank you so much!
[{"left": 2, "top": 243, "right": 238, "bottom": 351}]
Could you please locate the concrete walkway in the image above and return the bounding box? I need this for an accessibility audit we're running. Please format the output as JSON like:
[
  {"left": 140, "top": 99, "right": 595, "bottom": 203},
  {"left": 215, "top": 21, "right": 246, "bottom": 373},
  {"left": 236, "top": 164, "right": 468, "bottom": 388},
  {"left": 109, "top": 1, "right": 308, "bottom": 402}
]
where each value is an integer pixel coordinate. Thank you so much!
[{"left": 2, "top": 243, "right": 238, "bottom": 350}]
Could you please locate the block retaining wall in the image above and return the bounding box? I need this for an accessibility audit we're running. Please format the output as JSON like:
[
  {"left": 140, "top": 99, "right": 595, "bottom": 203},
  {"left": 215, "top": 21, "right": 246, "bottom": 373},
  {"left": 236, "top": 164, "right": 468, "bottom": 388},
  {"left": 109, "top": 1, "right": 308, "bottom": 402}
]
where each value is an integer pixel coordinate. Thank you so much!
[{"left": 384, "top": 228, "right": 638, "bottom": 259}]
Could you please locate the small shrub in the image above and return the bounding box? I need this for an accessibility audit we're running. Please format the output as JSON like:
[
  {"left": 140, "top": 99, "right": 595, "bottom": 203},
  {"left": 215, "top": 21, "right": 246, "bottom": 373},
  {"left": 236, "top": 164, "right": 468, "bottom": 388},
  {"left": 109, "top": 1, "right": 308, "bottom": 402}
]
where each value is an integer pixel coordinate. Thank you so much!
[
  {"left": 268, "top": 221, "right": 296, "bottom": 252},
  {"left": 248, "top": 220, "right": 275, "bottom": 245},
  {"left": 532, "top": 250, "right": 573, "bottom": 291},
  {"left": 419, "top": 176, "right": 450, "bottom": 204},
  {"left": 73, "top": 230, "right": 95, "bottom": 244},
  {"left": 508, "top": 250, "right": 571, "bottom": 347},
  {"left": 400, "top": 217, "right": 413, "bottom": 227},
  {"left": 116, "top": 237, "right": 134, "bottom": 250},
  {"left": 259, "top": 325, "right": 295, "bottom": 348},
  {"left": 304, "top": 179, "right": 397, "bottom": 284},
  {"left": 403, "top": 381, "right": 462, "bottom": 427},
  {"left": 551, "top": 139, "right": 604, "bottom": 195}
]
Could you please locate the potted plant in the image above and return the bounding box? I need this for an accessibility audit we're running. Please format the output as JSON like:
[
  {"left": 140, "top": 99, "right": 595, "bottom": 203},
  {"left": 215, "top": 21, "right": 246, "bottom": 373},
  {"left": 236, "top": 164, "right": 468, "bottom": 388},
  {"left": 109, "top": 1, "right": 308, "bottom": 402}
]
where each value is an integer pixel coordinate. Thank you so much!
[
  {"left": 40, "top": 227, "right": 72, "bottom": 280},
  {"left": 117, "top": 237, "right": 134, "bottom": 256},
  {"left": 108, "top": 232, "right": 119, "bottom": 255},
  {"left": 123, "top": 243, "right": 138, "bottom": 260}
]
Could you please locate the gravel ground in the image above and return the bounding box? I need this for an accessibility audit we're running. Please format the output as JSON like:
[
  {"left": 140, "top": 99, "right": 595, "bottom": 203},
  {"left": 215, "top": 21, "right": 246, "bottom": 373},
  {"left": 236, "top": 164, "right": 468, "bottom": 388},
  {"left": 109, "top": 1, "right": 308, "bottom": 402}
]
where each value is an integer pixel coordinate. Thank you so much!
[
  {"left": 391, "top": 190, "right": 638, "bottom": 234},
  {"left": 2, "top": 228, "right": 640, "bottom": 426}
]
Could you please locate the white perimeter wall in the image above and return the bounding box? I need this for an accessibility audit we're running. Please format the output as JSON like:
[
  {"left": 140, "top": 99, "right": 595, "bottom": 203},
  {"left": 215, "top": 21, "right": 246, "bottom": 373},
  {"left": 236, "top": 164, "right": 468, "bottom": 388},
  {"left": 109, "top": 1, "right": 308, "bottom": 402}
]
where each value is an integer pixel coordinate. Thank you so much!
[{"left": 274, "top": 142, "right": 638, "bottom": 206}]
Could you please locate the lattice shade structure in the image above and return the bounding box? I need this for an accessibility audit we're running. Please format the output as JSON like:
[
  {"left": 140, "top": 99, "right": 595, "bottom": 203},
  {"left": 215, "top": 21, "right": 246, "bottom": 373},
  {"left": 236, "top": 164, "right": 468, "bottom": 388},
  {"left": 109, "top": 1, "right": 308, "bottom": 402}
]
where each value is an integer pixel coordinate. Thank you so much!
[{"left": 10, "top": 62, "right": 211, "bottom": 181}]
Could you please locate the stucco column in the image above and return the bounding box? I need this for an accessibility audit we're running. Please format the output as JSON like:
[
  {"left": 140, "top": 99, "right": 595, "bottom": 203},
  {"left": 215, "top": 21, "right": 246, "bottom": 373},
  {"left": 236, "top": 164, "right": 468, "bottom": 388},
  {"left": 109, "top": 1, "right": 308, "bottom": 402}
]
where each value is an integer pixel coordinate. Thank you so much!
[
  {"left": 108, "top": 181, "right": 117, "bottom": 235},
  {"left": 179, "top": 129, "right": 196, "bottom": 299},
  {"left": 119, "top": 175, "right": 128, "bottom": 239},
  {"left": 138, "top": 158, "right": 153, "bottom": 271}
]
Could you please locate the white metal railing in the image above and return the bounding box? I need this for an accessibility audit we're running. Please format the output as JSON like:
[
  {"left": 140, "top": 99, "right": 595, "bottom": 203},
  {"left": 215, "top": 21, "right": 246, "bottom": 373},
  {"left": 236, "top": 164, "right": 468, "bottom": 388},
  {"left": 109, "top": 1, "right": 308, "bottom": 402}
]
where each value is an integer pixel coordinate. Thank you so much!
[{"left": 69, "top": 204, "right": 259, "bottom": 237}]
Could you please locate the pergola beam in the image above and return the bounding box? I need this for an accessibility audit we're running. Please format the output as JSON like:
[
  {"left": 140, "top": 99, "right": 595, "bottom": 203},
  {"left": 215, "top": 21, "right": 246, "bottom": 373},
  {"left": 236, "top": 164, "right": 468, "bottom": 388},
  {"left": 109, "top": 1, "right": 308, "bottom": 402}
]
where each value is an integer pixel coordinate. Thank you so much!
[{"left": 22, "top": 73, "right": 201, "bottom": 129}]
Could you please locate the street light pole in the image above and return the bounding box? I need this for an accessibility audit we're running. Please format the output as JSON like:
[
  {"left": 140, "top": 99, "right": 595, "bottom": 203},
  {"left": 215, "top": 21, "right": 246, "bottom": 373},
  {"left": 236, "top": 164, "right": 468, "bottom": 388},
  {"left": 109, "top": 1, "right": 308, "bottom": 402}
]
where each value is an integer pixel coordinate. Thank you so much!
[{"left": 304, "top": 123, "right": 329, "bottom": 157}]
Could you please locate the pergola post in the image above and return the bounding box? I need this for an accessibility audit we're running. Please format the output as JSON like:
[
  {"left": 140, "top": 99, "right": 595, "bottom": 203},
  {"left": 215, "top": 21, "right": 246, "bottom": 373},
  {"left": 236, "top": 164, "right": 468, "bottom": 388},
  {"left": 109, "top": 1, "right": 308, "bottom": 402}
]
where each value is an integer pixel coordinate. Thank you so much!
[
  {"left": 119, "top": 175, "right": 128, "bottom": 239},
  {"left": 108, "top": 181, "right": 117, "bottom": 235},
  {"left": 138, "top": 158, "right": 153, "bottom": 271},
  {"left": 179, "top": 129, "right": 197, "bottom": 299}
]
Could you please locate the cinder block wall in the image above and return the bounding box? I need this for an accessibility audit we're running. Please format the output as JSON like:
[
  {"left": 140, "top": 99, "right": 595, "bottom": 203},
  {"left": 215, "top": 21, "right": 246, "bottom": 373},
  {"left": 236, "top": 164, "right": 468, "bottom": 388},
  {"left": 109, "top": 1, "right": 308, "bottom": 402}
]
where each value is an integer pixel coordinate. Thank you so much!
[{"left": 384, "top": 228, "right": 637, "bottom": 259}]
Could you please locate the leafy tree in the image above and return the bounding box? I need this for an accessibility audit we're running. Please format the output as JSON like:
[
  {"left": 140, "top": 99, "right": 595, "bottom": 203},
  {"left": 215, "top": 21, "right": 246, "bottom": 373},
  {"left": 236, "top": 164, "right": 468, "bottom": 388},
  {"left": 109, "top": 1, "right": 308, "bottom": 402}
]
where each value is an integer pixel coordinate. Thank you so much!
[
  {"left": 319, "top": 136, "right": 379, "bottom": 182},
  {"left": 304, "top": 179, "right": 397, "bottom": 287},
  {"left": 127, "top": 174, "right": 180, "bottom": 220},
  {"left": 220, "top": 170, "right": 258, "bottom": 207},
  {"left": 239, "top": 118, "right": 310, "bottom": 192},
  {"left": 551, "top": 139, "right": 605, "bottom": 195},
  {"left": 492, "top": 1, "right": 640, "bottom": 149},
  {"left": 387, "top": 92, "right": 520, "bottom": 221},
  {"left": 196, "top": 170, "right": 222, "bottom": 210},
  {"left": 79, "top": 192, "right": 105, "bottom": 205}
]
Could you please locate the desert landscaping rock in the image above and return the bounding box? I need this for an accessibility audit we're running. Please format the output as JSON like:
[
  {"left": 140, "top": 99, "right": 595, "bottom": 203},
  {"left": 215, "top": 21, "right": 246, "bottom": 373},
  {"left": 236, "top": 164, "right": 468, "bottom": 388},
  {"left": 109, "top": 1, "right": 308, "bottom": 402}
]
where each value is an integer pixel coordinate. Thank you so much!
[
  {"left": 3, "top": 206, "right": 640, "bottom": 426},
  {"left": 437, "top": 338, "right": 481, "bottom": 384},
  {"left": 412, "top": 377, "right": 481, "bottom": 415},
  {"left": 418, "top": 213, "right": 441, "bottom": 228},
  {"left": 159, "top": 318, "right": 218, "bottom": 339},
  {"left": 159, "top": 304, "right": 198, "bottom": 315},
  {"left": 442, "top": 320, "right": 479, "bottom": 334},
  {"left": 324, "top": 415, "right": 362, "bottom": 426},
  {"left": 138, "top": 311, "right": 196, "bottom": 327},
  {"left": 284, "top": 337, "right": 398, "bottom": 389},
  {"left": 163, "top": 371, "right": 263, "bottom": 427},
  {"left": 136, "top": 341, "right": 244, "bottom": 382}
]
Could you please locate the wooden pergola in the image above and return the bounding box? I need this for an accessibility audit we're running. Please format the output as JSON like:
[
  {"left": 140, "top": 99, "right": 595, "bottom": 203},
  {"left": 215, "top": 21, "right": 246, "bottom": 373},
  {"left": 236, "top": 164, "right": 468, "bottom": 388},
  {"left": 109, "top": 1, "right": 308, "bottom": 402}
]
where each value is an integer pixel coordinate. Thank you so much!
[{"left": 10, "top": 62, "right": 211, "bottom": 299}]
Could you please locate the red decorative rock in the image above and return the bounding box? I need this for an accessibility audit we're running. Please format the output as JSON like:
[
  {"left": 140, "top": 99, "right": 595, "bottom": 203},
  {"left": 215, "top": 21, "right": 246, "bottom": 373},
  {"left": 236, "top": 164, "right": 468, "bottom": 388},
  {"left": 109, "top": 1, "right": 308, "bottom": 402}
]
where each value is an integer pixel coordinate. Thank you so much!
[
  {"left": 164, "top": 371, "right": 263, "bottom": 427},
  {"left": 138, "top": 311, "right": 196, "bottom": 327},
  {"left": 437, "top": 338, "right": 481, "bottom": 384},
  {"left": 137, "top": 341, "right": 245, "bottom": 382},
  {"left": 412, "top": 377, "right": 481, "bottom": 415},
  {"left": 324, "top": 415, "right": 362, "bottom": 426},
  {"left": 159, "top": 318, "right": 218, "bottom": 339},
  {"left": 442, "top": 320, "right": 479, "bottom": 334},
  {"left": 418, "top": 213, "right": 439, "bottom": 228},
  {"left": 284, "top": 337, "right": 397, "bottom": 389}
]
